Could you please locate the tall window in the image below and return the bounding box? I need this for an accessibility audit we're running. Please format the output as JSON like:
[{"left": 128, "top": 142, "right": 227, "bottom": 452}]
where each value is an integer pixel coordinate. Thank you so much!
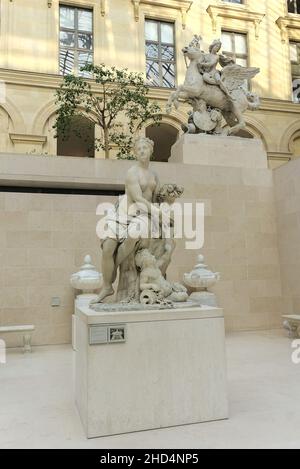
[
  {"left": 288, "top": 0, "right": 300, "bottom": 14},
  {"left": 145, "top": 19, "right": 176, "bottom": 88},
  {"left": 221, "top": 31, "right": 248, "bottom": 67},
  {"left": 290, "top": 42, "right": 300, "bottom": 102},
  {"left": 59, "top": 5, "right": 93, "bottom": 77}
]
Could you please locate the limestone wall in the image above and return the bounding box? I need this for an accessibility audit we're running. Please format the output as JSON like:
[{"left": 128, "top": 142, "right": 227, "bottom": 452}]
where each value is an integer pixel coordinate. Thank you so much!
[
  {"left": 0, "top": 152, "right": 284, "bottom": 347},
  {"left": 274, "top": 158, "right": 300, "bottom": 316}
]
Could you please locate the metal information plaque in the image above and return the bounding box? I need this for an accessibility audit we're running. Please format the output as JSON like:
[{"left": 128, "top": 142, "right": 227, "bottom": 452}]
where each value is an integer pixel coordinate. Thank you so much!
[
  {"left": 89, "top": 326, "right": 108, "bottom": 345},
  {"left": 89, "top": 324, "right": 126, "bottom": 345}
]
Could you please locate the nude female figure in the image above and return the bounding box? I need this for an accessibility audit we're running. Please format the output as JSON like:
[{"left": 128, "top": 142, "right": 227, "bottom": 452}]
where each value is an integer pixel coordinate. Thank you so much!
[{"left": 91, "top": 137, "right": 160, "bottom": 304}]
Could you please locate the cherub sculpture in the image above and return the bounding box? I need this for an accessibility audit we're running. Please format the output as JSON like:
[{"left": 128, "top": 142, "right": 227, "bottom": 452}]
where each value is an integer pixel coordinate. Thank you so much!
[
  {"left": 167, "top": 35, "right": 260, "bottom": 136},
  {"left": 135, "top": 249, "right": 188, "bottom": 305}
]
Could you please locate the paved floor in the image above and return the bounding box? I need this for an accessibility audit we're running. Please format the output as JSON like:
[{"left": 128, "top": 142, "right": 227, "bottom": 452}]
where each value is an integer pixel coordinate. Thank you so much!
[{"left": 0, "top": 330, "right": 299, "bottom": 449}]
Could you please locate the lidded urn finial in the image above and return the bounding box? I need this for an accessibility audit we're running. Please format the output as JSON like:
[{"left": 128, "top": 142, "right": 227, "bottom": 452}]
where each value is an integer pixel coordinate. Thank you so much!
[{"left": 183, "top": 253, "right": 220, "bottom": 307}]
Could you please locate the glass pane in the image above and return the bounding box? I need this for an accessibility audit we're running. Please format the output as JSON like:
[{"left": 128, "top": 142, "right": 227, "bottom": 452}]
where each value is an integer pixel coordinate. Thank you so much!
[
  {"left": 162, "top": 62, "right": 175, "bottom": 88},
  {"left": 290, "top": 43, "right": 298, "bottom": 62},
  {"left": 145, "top": 21, "right": 158, "bottom": 41},
  {"left": 221, "top": 32, "right": 232, "bottom": 53},
  {"left": 234, "top": 34, "right": 247, "bottom": 55},
  {"left": 146, "top": 43, "right": 159, "bottom": 59},
  {"left": 288, "top": 0, "right": 300, "bottom": 14},
  {"left": 161, "top": 45, "right": 175, "bottom": 61},
  {"left": 60, "top": 49, "right": 74, "bottom": 75},
  {"left": 78, "top": 52, "right": 93, "bottom": 76},
  {"left": 236, "top": 57, "right": 247, "bottom": 67},
  {"left": 161, "top": 23, "right": 174, "bottom": 44},
  {"left": 60, "top": 31, "right": 75, "bottom": 48},
  {"left": 60, "top": 6, "right": 75, "bottom": 29},
  {"left": 146, "top": 61, "right": 160, "bottom": 86},
  {"left": 78, "top": 9, "right": 93, "bottom": 32},
  {"left": 292, "top": 77, "right": 300, "bottom": 103},
  {"left": 78, "top": 33, "right": 93, "bottom": 50}
]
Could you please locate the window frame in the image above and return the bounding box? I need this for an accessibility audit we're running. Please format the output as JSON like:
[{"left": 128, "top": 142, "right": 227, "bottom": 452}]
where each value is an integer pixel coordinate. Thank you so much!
[
  {"left": 145, "top": 18, "right": 177, "bottom": 89},
  {"left": 287, "top": 0, "right": 300, "bottom": 15},
  {"left": 222, "top": 0, "right": 245, "bottom": 4},
  {"left": 289, "top": 41, "right": 300, "bottom": 102},
  {"left": 221, "top": 30, "right": 249, "bottom": 67},
  {"left": 59, "top": 4, "right": 94, "bottom": 77}
]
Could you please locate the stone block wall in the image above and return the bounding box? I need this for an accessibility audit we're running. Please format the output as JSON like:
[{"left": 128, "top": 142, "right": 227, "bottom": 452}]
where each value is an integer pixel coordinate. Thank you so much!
[
  {"left": 0, "top": 192, "right": 116, "bottom": 347},
  {"left": 0, "top": 152, "right": 288, "bottom": 346},
  {"left": 274, "top": 159, "right": 300, "bottom": 316}
]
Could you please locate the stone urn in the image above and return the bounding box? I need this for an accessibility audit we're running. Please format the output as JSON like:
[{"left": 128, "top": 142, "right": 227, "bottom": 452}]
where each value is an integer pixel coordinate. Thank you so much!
[
  {"left": 183, "top": 254, "right": 220, "bottom": 307},
  {"left": 70, "top": 255, "right": 102, "bottom": 305}
]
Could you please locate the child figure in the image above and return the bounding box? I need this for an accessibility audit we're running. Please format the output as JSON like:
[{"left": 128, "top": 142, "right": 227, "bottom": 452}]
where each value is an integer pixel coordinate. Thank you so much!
[{"left": 135, "top": 249, "right": 188, "bottom": 304}]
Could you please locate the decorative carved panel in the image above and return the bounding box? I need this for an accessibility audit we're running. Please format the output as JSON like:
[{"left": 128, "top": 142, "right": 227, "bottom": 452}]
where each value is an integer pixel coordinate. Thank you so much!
[
  {"left": 206, "top": 4, "right": 265, "bottom": 39},
  {"left": 131, "top": 0, "right": 193, "bottom": 30}
]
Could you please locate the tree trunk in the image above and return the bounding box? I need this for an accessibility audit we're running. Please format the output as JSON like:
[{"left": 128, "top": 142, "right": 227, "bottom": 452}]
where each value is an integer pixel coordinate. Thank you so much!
[{"left": 103, "top": 127, "right": 110, "bottom": 159}]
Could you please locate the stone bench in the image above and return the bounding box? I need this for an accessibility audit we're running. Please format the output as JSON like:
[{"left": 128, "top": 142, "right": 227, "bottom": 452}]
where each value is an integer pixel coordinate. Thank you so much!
[
  {"left": 282, "top": 315, "right": 300, "bottom": 338},
  {"left": 0, "top": 325, "right": 35, "bottom": 352}
]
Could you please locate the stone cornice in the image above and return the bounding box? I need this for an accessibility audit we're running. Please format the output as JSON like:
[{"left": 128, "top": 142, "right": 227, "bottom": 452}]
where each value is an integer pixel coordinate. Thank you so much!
[
  {"left": 276, "top": 15, "right": 300, "bottom": 43},
  {"left": 9, "top": 133, "right": 47, "bottom": 144},
  {"left": 206, "top": 4, "right": 265, "bottom": 39},
  {"left": 0, "top": 68, "right": 299, "bottom": 114},
  {"left": 267, "top": 151, "right": 291, "bottom": 161},
  {"left": 132, "top": 0, "right": 193, "bottom": 29}
]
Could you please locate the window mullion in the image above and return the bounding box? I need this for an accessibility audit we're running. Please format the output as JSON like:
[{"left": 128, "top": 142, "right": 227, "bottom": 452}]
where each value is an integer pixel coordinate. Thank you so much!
[{"left": 158, "top": 22, "right": 163, "bottom": 87}]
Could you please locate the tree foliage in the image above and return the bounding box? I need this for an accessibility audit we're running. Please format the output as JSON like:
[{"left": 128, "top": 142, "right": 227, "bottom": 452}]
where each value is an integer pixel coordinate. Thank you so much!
[{"left": 54, "top": 64, "right": 162, "bottom": 159}]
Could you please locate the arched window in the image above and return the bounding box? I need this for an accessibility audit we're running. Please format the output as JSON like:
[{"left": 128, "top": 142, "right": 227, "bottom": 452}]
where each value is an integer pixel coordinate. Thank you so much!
[
  {"left": 57, "top": 115, "right": 95, "bottom": 157},
  {"left": 146, "top": 123, "right": 179, "bottom": 162}
]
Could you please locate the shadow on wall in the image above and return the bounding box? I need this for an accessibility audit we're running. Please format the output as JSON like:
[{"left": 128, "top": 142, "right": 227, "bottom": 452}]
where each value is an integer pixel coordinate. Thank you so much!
[
  {"left": 235, "top": 129, "right": 254, "bottom": 139},
  {"left": 146, "top": 123, "right": 179, "bottom": 162},
  {"left": 57, "top": 115, "right": 95, "bottom": 158},
  {"left": 289, "top": 131, "right": 300, "bottom": 159}
]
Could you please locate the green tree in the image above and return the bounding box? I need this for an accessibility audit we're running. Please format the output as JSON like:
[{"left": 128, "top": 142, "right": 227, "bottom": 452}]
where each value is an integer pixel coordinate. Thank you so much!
[{"left": 54, "top": 64, "right": 162, "bottom": 159}]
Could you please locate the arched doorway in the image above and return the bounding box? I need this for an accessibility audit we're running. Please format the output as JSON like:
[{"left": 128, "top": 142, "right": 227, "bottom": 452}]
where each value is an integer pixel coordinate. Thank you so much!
[
  {"left": 57, "top": 115, "right": 95, "bottom": 157},
  {"left": 146, "top": 123, "right": 179, "bottom": 162}
]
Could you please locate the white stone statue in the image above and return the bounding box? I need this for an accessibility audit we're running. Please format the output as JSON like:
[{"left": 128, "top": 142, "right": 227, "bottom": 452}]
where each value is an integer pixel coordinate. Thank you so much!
[
  {"left": 166, "top": 35, "right": 260, "bottom": 136},
  {"left": 90, "top": 136, "right": 187, "bottom": 308}
]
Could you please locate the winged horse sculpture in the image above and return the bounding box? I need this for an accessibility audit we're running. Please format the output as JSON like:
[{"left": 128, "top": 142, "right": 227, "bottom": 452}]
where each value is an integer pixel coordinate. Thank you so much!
[{"left": 166, "top": 36, "right": 260, "bottom": 136}]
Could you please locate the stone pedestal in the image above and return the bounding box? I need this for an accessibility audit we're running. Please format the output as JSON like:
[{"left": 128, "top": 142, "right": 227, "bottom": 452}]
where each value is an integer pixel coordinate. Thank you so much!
[
  {"left": 75, "top": 304, "right": 228, "bottom": 438},
  {"left": 170, "top": 134, "right": 268, "bottom": 168}
]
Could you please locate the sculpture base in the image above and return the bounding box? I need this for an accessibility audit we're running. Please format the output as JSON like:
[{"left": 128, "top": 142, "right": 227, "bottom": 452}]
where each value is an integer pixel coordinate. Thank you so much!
[
  {"left": 189, "top": 291, "right": 218, "bottom": 308},
  {"left": 170, "top": 134, "right": 268, "bottom": 169},
  {"left": 75, "top": 304, "right": 228, "bottom": 438}
]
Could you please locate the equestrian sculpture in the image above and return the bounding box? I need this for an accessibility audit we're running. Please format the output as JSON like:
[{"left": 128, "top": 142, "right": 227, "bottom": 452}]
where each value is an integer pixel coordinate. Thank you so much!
[{"left": 166, "top": 35, "right": 260, "bottom": 136}]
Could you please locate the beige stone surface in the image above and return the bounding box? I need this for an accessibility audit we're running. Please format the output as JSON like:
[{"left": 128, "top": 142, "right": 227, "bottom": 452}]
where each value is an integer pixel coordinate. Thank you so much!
[
  {"left": 274, "top": 158, "right": 300, "bottom": 316},
  {"left": 170, "top": 135, "right": 268, "bottom": 168},
  {"left": 75, "top": 305, "right": 228, "bottom": 438},
  {"left": 0, "top": 147, "right": 285, "bottom": 345}
]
